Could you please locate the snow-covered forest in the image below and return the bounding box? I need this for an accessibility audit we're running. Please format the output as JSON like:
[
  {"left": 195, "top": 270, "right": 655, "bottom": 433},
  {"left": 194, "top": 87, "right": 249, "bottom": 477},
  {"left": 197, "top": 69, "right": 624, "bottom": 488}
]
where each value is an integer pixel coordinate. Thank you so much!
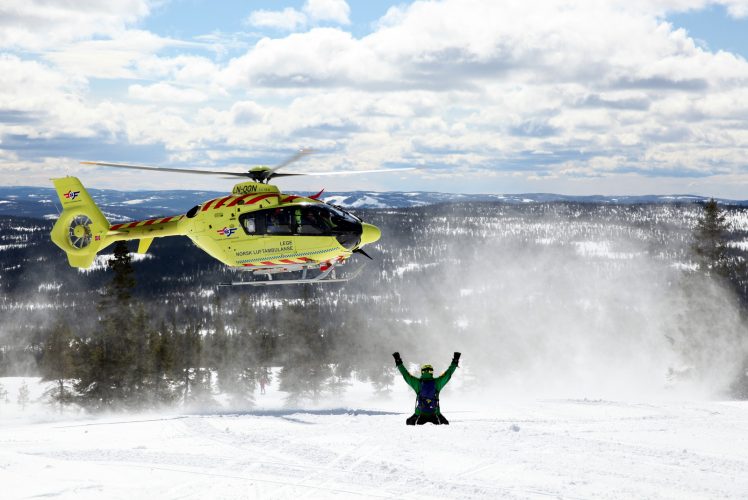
[{"left": 2, "top": 201, "right": 748, "bottom": 410}]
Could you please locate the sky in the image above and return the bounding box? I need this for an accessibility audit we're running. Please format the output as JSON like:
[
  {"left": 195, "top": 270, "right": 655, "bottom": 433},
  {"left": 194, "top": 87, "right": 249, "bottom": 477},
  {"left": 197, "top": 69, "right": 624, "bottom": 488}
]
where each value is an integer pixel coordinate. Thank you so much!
[{"left": 1, "top": 0, "right": 748, "bottom": 197}]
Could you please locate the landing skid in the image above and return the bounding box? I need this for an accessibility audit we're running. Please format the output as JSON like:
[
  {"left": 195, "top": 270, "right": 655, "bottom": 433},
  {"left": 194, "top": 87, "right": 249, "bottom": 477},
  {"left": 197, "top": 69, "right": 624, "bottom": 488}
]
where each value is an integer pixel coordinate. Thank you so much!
[{"left": 219, "top": 262, "right": 363, "bottom": 287}]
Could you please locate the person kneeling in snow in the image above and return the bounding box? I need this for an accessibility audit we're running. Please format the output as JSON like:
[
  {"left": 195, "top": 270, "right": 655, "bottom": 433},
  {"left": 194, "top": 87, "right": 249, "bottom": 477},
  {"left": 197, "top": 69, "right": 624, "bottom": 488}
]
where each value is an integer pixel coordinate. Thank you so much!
[{"left": 392, "top": 351, "right": 460, "bottom": 425}]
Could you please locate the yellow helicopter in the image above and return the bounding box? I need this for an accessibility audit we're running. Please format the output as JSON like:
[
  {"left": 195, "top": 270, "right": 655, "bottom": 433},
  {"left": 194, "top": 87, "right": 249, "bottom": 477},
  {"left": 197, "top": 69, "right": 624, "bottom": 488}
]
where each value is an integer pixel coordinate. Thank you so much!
[{"left": 50, "top": 150, "right": 401, "bottom": 286}]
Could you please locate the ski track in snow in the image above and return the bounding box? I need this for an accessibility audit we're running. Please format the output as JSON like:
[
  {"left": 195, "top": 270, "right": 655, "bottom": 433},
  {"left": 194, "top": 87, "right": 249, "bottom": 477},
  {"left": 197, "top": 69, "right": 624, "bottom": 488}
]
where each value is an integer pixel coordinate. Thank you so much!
[{"left": 1, "top": 399, "right": 748, "bottom": 499}]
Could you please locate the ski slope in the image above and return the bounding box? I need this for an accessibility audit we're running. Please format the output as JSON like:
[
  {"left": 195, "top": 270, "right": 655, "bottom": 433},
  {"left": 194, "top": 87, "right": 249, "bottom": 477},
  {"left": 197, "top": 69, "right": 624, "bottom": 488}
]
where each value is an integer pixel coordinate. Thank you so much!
[{"left": 1, "top": 378, "right": 748, "bottom": 499}]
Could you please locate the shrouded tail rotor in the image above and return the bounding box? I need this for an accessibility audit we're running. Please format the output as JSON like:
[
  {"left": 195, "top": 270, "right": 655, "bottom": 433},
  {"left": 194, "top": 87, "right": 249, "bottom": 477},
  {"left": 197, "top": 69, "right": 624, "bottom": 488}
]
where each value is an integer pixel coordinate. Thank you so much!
[{"left": 68, "top": 215, "right": 93, "bottom": 249}]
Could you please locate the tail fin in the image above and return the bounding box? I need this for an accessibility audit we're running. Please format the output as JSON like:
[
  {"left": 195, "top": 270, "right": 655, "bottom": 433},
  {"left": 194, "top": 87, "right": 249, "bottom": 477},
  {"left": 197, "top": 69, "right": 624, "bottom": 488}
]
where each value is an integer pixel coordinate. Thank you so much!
[{"left": 50, "top": 177, "right": 110, "bottom": 268}]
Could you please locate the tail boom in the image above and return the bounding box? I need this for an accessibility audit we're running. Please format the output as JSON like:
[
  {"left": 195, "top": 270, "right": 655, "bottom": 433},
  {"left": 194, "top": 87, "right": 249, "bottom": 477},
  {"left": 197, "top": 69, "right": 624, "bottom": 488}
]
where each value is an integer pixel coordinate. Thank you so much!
[{"left": 106, "top": 216, "right": 185, "bottom": 250}]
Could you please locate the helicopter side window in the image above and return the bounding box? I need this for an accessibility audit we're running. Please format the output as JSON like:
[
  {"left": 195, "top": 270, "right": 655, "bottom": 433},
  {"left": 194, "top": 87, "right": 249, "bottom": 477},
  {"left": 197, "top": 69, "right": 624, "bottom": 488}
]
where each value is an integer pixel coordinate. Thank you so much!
[
  {"left": 239, "top": 213, "right": 265, "bottom": 235},
  {"left": 265, "top": 208, "right": 293, "bottom": 235}
]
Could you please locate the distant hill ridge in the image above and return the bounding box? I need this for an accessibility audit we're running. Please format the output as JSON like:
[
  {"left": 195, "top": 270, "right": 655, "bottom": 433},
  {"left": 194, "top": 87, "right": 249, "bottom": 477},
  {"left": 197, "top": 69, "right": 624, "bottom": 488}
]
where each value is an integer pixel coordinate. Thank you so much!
[{"left": 0, "top": 185, "right": 745, "bottom": 221}]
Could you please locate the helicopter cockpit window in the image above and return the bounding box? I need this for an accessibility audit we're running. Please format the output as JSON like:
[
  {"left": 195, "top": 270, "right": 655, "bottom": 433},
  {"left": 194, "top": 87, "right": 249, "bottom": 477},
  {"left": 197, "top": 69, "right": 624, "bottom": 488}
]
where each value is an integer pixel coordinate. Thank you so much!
[{"left": 324, "top": 205, "right": 360, "bottom": 233}]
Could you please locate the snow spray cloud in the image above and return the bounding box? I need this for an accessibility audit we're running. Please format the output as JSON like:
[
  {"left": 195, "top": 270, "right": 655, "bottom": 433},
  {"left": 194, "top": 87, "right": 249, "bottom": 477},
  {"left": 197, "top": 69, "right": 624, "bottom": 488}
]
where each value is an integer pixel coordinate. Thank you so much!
[{"left": 389, "top": 204, "right": 748, "bottom": 401}]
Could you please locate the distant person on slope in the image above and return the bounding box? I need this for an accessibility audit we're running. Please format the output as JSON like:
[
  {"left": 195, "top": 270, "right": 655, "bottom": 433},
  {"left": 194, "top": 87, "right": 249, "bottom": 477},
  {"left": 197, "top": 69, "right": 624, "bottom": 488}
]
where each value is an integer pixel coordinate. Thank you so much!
[{"left": 392, "top": 352, "right": 460, "bottom": 425}]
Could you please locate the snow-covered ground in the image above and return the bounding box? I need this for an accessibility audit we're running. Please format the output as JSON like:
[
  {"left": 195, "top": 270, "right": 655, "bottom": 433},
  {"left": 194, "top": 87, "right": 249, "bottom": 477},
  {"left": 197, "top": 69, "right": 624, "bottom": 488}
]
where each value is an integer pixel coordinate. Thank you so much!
[{"left": 1, "top": 377, "right": 747, "bottom": 499}]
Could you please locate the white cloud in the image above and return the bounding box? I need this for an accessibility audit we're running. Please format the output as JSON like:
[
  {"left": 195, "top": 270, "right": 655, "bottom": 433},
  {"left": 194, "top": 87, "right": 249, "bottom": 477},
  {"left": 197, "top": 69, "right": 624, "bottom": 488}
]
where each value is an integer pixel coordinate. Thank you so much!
[
  {"left": 246, "top": 7, "right": 307, "bottom": 31},
  {"left": 0, "top": 0, "right": 150, "bottom": 50},
  {"left": 0, "top": 54, "right": 96, "bottom": 138},
  {"left": 245, "top": 0, "right": 350, "bottom": 32},
  {"left": 42, "top": 30, "right": 194, "bottom": 80},
  {"left": 218, "top": 28, "right": 394, "bottom": 88},
  {"left": 230, "top": 101, "right": 266, "bottom": 125},
  {"left": 128, "top": 83, "right": 208, "bottom": 103},
  {"left": 134, "top": 55, "right": 221, "bottom": 84},
  {"left": 723, "top": 0, "right": 748, "bottom": 17},
  {"left": 303, "top": 0, "right": 351, "bottom": 24},
  {"left": 626, "top": 0, "right": 748, "bottom": 18}
]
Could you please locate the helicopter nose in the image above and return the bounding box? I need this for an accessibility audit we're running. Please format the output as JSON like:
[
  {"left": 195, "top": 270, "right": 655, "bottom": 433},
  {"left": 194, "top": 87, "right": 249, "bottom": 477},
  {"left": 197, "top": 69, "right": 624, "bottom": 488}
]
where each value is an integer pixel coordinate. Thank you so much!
[{"left": 359, "top": 223, "right": 381, "bottom": 246}]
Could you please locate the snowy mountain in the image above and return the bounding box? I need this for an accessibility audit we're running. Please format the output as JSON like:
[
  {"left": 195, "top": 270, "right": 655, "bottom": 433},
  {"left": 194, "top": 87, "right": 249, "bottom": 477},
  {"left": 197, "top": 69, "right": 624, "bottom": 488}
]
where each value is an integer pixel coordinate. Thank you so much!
[{"left": 1, "top": 185, "right": 745, "bottom": 221}]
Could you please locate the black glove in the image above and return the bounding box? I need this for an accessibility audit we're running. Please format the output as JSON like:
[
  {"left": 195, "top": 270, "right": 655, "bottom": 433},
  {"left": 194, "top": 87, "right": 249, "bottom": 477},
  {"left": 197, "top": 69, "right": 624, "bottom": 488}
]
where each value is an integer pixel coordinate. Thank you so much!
[
  {"left": 452, "top": 352, "right": 461, "bottom": 365},
  {"left": 392, "top": 352, "right": 403, "bottom": 366}
]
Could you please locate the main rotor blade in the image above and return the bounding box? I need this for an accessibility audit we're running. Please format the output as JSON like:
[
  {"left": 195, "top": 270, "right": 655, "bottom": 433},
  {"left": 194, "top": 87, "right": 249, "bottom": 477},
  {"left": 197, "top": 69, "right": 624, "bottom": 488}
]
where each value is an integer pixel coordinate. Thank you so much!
[
  {"left": 267, "top": 148, "right": 314, "bottom": 176},
  {"left": 268, "top": 172, "right": 308, "bottom": 178},
  {"left": 282, "top": 167, "right": 417, "bottom": 176},
  {"left": 80, "top": 161, "right": 248, "bottom": 177}
]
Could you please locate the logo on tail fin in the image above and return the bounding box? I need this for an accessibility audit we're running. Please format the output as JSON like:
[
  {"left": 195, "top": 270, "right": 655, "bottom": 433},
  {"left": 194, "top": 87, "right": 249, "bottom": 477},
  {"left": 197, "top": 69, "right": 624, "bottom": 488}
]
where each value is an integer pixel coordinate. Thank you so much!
[{"left": 64, "top": 190, "right": 80, "bottom": 200}]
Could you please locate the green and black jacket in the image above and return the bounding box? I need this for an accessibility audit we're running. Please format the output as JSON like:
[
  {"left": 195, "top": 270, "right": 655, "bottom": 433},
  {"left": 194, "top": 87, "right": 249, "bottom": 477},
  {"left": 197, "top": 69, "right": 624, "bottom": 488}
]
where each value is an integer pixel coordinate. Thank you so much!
[{"left": 397, "top": 361, "right": 458, "bottom": 415}]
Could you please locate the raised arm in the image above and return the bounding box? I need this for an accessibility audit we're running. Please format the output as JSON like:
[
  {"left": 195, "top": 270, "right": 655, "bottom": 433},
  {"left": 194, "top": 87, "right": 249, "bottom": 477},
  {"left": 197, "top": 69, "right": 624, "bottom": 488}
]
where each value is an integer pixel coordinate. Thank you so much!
[
  {"left": 393, "top": 352, "right": 419, "bottom": 392},
  {"left": 435, "top": 352, "right": 461, "bottom": 391}
]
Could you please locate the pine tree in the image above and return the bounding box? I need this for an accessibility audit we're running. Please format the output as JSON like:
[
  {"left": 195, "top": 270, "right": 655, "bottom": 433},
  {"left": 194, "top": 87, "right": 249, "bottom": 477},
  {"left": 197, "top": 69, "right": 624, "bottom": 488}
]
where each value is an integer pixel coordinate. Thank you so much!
[
  {"left": 189, "top": 367, "right": 216, "bottom": 407},
  {"left": 306, "top": 357, "right": 333, "bottom": 404},
  {"left": 149, "top": 322, "right": 176, "bottom": 405},
  {"left": 106, "top": 240, "right": 136, "bottom": 302},
  {"left": 692, "top": 199, "right": 730, "bottom": 277},
  {"left": 277, "top": 302, "right": 308, "bottom": 405},
  {"left": 75, "top": 240, "right": 137, "bottom": 410},
  {"left": 173, "top": 321, "right": 203, "bottom": 404},
  {"left": 0, "top": 383, "right": 7, "bottom": 405},
  {"left": 255, "top": 328, "right": 277, "bottom": 366},
  {"left": 217, "top": 299, "right": 257, "bottom": 408},
  {"left": 327, "top": 364, "right": 351, "bottom": 397},
  {"left": 277, "top": 300, "right": 332, "bottom": 405},
  {"left": 277, "top": 363, "right": 305, "bottom": 406},
  {"left": 40, "top": 320, "right": 76, "bottom": 412},
  {"left": 361, "top": 363, "right": 394, "bottom": 398},
  {"left": 127, "top": 305, "right": 154, "bottom": 409},
  {"left": 17, "top": 381, "right": 30, "bottom": 410},
  {"left": 224, "top": 296, "right": 258, "bottom": 407},
  {"left": 208, "top": 294, "right": 230, "bottom": 395}
]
